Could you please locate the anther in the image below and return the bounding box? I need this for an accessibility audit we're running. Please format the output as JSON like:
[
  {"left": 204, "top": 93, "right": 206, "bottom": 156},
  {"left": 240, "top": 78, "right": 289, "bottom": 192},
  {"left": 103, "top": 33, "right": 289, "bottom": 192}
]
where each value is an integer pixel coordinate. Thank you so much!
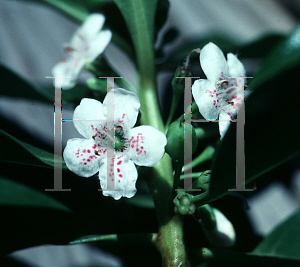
[
  {"left": 92, "top": 134, "right": 97, "bottom": 140},
  {"left": 220, "top": 81, "right": 229, "bottom": 86},
  {"left": 65, "top": 47, "right": 75, "bottom": 53},
  {"left": 95, "top": 150, "right": 101, "bottom": 156}
]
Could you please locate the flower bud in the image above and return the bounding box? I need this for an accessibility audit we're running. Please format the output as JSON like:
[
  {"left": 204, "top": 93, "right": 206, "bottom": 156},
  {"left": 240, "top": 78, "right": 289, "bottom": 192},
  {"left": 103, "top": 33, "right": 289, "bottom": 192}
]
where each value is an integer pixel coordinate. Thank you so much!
[
  {"left": 165, "top": 120, "right": 198, "bottom": 160},
  {"left": 171, "top": 65, "right": 192, "bottom": 97},
  {"left": 173, "top": 193, "right": 196, "bottom": 215}
]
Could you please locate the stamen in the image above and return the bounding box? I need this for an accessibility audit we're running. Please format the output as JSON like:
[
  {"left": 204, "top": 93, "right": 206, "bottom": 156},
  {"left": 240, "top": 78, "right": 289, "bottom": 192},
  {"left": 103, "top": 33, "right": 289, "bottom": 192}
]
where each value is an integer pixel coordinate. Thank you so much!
[
  {"left": 220, "top": 81, "right": 229, "bottom": 86},
  {"left": 183, "top": 48, "right": 201, "bottom": 71},
  {"left": 65, "top": 47, "right": 75, "bottom": 53}
]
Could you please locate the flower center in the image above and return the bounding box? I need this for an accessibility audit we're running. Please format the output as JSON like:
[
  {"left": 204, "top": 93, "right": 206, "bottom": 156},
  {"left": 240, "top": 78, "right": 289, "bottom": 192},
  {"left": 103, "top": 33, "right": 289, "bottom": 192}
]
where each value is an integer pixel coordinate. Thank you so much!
[{"left": 92, "top": 124, "right": 128, "bottom": 154}]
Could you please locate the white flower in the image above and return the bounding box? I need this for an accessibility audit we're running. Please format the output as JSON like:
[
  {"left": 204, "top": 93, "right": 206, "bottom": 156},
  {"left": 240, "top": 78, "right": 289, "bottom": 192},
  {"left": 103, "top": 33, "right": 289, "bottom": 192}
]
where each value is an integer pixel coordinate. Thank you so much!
[
  {"left": 192, "top": 42, "right": 247, "bottom": 139},
  {"left": 63, "top": 88, "right": 167, "bottom": 200},
  {"left": 52, "top": 13, "right": 112, "bottom": 89},
  {"left": 202, "top": 208, "right": 236, "bottom": 247}
]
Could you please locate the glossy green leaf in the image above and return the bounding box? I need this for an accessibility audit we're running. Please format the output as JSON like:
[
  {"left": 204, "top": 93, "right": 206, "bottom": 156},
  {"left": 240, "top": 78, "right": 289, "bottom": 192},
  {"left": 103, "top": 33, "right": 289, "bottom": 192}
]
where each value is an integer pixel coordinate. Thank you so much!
[
  {"left": 0, "top": 63, "right": 53, "bottom": 103},
  {"left": 113, "top": 0, "right": 158, "bottom": 67},
  {"left": 250, "top": 25, "right": 300, "bottom": 90},
  {"left": 157, "top": 34, "right": 284, "bottom": 71},
  {"left": 69, "top": 232, "right": 156, "bottom": 245},
  {"left": 0, "top": 129, "right": 68, "bottom": 170},
  {"left": 193, "top": 28, "right": 300, "bottom": 205},
  {"left": 0, "top": 176, "right": 70, "bottom": 212},
  {"left": 253, "top": 209, "right": 300, "bottom": 260},
  {"left": 32, "top": 0, "right": 89, "bottom": 22},
  {"left": 0, "top": 175, "right": 89, "bottom": 255}
]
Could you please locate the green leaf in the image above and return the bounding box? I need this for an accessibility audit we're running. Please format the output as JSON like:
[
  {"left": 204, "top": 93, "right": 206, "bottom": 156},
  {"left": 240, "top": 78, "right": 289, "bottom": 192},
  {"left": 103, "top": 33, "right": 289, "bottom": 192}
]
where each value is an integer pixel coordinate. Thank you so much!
[
  {"left": 28, "top": 0, "right": 90, "bottom": 22},
  {"left": 250, "top": 25, "right": 300, "bottom": 90},
  {"left": 113, "top": 0, "right": 158, "bottom": 72},
  {"left": 0, "top": 175, "right": 89, "bottom": 255},
  {"left": 193, "top": 32, "right": 300, "bottom": 206},
  {"left": 253, "top": 209, "right": 300, "bottom": 260},
  {"left": 157, "top": 34, "right": 284, "bottom": 71},
  {"left": 0, "top": 129, "right": 68, "bottom": 170},
  {"left": 0, "top": 63, "right": 53, "bottom": 103},
  {"left": 69, "top": 232, "right": 156, "bottom": 245},
  {"left": 0, "top": 176, "right": 70, "bottom": 212}
]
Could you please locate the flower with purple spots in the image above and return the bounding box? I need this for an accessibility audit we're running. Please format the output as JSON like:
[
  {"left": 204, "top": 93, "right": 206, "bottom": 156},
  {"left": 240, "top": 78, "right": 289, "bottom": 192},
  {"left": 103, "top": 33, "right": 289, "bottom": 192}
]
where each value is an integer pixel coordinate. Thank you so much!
[
  {"left": 192, "top": 42, "right": 248, "bottom": 139},
  {"left": 52, "top": 13, "right": 112, "bottom": 89},
  {"left": 63, "top": 88, "right": 167, "bottom": 200}
]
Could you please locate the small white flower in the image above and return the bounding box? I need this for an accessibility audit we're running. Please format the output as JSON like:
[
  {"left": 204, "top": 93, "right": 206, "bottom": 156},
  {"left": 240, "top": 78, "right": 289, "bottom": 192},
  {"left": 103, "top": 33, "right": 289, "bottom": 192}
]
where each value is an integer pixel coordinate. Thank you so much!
[
  {"left": 192, "top": 42, "right": 248, "bottom": 139},
  {"left": 63, "top": 88, "right": 167, "bottom": 200},
  {"left": 52, "top": 13, "right": 112, "bottom": 89},
  {"left": 202, "top": 208, "right": 236, "bottom": 247}
]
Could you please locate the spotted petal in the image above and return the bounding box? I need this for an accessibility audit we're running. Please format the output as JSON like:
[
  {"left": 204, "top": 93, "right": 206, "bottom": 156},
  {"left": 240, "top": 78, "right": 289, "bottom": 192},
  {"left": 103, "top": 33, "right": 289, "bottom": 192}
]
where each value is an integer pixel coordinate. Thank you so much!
[
  {"left": 63, "top": 138, "right": 102, "bottom": 177},
  {"left": 192, "top": 79, "right": 219, "bottom": 120},
  {"left": 103, "top": 88, "right": 140, "bottom": 129},
  {"left": 127, "top": 126, "right": 167, "bottom": 167},
  {"left": 73, "top": 98, "right": 106, "bottom": 140},
  {"left": 99, "top": 155, "right": 137, "bottom": 200},
  {"left": 200, "top": 42, "right": 229, "bottom": 82}
]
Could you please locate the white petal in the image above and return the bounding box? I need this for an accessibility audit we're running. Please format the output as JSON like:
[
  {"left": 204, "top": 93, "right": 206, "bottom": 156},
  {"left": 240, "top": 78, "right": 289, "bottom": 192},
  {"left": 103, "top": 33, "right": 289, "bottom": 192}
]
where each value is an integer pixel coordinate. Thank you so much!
[
  {"left": 127, "top": 126, "right": 167, "bottom": 166},
  {"left": 85, "top": 30, "right": 112, "bottom": 62},
  {"left": 203, "top": 208, "right": 236, "bottom": 247},
  {"left": 192, "top": 79, "right": 219, "bottom": 120},
  {"left": 99, "top": 155, "right": 138, "bottom": 200},
  {"left": 52, "top": 58, "right": 85, "bottom": 90},
  {"left": 227, "top": 53, "right": 246, "bottom": 77},
  {"left": 63, "top": 138, "right": 102, "bottom": 177},
  {"left": 200, "top": 42, "right": 229, "bottom": 82},
  {"left": 73, "top": 98, "right": 107, "bottom": 139},
  {"left": 218, "top": 111, "right": 231, "bottom": 140},
  {"left": 70, "top": 14, "right": 106, "bottom": 48},
  {"left": 103, "top": 88, "right": 140, "bottom": 129}
]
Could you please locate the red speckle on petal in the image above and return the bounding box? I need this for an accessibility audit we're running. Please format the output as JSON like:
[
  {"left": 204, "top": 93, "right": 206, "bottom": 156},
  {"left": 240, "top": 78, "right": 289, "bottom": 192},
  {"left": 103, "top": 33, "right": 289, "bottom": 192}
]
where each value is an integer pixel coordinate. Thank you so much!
[
  {"left": 83, "top": 149, "right": 86, "bottom": 153},
  {"left": 83, "top": 158, "right": 85, "bottom": 161},
  {"left": 81, "top": 154, "right": 83, "bottom": 156},
  {"left": 76, "top": 156, "right": 79, "bottom": 158},
  {"left": 84, "top": 162, "right": 87, "bottom": 165},
  {"left": 131, "top": 145, "right": 134, "bottom": 148},
  {"left": 111, "top": 179, "right": 114, "bottom": 181},
  {"left": 119, "top": 174, "right": 123, "bottom": 178},
  {"left": 117, "top": 161, "right": 122, "bottom": 165},
  {"left": 87, "top": 159, "right": 91, "bottom": 162},
  {"left": 122, "top": 114, "right": 125, "bottom": 119},
  {"left": 141, "top": 146, "right": 144, "bottom": 149},
  {"left": 118, "top": 180, "right": 120, "bottom": 183},
  {"left": 136, "top": 148, "right": 139, "bottom": 152},
  {"left": 117, "top": 168, "right": 120, "bottom": 173},
  {"left": 87, "top": 149, "right": 91, "bottom": 153},
  {"left": 92, "top": 144, "right": 96, "bottom": 149}
]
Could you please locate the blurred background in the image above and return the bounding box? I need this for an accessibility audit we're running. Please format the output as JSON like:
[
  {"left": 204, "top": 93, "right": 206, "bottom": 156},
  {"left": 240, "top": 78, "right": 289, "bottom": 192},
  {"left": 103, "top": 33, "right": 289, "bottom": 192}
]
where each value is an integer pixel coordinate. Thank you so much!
[{"left": 1, "top": 0, "right": 300, "bottom": 266}]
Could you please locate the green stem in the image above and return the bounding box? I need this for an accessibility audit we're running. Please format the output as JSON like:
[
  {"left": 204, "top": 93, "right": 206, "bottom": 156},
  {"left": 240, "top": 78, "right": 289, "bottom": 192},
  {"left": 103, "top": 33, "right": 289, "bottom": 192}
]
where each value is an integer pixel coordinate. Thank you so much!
[
  {"left": 165, "top": 94, "right": 181, "bottom": 133},
  {"left": 180, "top": 172, "right": 203, "bottom": 180},
  {"left": 172, "top": 160, "right": 184, "bottom": 199},
  {"left": 182, "top": 146, "right": 215, "bottom": 172},
  {"left": 69, "top": 233, "right": 157, "bottom": 246}
]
